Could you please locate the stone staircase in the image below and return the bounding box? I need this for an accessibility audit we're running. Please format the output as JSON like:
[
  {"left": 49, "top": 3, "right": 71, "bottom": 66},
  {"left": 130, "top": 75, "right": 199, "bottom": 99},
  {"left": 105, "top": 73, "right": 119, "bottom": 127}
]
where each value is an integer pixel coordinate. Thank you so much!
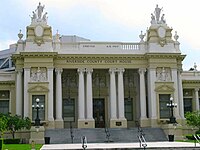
[{"left": 45, "top": 127, "right": 168, "bottom": 144}]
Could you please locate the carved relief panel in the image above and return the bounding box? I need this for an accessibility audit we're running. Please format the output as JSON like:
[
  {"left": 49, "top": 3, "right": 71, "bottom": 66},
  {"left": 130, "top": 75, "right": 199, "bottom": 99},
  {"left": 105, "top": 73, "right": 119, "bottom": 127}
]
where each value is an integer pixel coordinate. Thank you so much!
[
  {"left": 156, "top": 67, "right": 171, "bottom": 81},
  {"left": 30, "top": 67, "right": 47, "bottom": 82}
]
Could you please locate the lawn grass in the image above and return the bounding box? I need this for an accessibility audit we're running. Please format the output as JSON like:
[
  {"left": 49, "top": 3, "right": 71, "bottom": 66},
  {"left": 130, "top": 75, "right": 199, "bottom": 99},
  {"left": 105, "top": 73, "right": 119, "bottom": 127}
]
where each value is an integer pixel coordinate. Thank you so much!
[{"left": 2, "top": 144, "right": 43, "bottom": 150}]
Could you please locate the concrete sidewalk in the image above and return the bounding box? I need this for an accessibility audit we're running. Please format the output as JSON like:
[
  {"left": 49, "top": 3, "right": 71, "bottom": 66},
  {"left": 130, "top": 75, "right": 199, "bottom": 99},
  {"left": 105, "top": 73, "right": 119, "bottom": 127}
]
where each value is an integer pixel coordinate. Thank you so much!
[{"left": 41, "top": 141, "right": 200, "bottom": 149}]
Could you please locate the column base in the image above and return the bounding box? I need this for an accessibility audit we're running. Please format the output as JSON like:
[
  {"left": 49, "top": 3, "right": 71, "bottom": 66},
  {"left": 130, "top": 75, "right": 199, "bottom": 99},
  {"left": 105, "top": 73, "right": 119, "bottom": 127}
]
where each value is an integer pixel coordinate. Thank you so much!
[
  {"left": 110, "top": 118, "right": 127, "bottom": 128},
  {"left": 139, "top": 118, "right": 150, "bottom": 127},
  {"left": 55, "top": 119, "right": 64, "bottom": 128},
  {"left": 78, "top": 119, "right": 95, "bottom": 128},
  {"left": 46, "top": 119, "right": 55, "bottom": 129},
  {"left": 29, "top": 126, "right": 45, "bottom": 144}
]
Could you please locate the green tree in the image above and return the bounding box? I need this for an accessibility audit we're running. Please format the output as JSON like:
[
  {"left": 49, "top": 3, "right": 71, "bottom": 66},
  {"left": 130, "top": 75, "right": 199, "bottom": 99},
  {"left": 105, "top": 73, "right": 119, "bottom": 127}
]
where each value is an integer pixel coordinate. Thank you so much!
[
  {"left": 5, "top": 113, "right": 31, "bottom": 139},
  {"left": 0, "top": 114, "right": 8, "bottom": 135},
  {"left": 185, "top": 111, "right": 200, "bottom": 133}
]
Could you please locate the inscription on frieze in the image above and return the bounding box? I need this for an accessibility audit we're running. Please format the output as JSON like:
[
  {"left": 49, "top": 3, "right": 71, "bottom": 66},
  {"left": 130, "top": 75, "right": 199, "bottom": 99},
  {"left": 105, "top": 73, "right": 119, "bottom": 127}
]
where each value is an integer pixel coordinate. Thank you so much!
[{"left": 66, "top": 59, "right": 132, "bottom": 64}]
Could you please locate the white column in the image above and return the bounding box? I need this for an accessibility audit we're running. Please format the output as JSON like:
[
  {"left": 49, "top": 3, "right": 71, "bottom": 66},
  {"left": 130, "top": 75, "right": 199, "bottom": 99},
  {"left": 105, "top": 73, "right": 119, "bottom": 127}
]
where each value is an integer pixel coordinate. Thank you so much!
[
  {"left": 78, "top": 68, "right": 85, "bottom": 119},
  {"left": 171, "top": 68, "right": 181, "bottom": 119},
  {"left": 139, "top": 68, "right": 147, "bottom": 119},
  {"left": 195, "top": 88, "right": 199, "bottom": 111},
  {"left": 177, "top": 69, "right": 184, "bottom": 118},
  {"left": 147, "top": 68, "right": 157, "bottom": 119},
  {"left": 24, "top": 68, "right": 30, "bottom": 118},
  {"left": 117, "top": 68, "right": 125, "bottom": 119},
  {"left": 16, "top": 69, "right": 23, "bottom": 116},
  {"left": 55, "top": 68, "right": 63, "bottom": 121},
  {"left": 48, "top": 68, "right": 54, "bottom": 121},
  {"left": 109, "top": 68, "right": 117, "bottom": 119},
  {"left": 86, "top": 68, "right": 93, "bottom": 120}
]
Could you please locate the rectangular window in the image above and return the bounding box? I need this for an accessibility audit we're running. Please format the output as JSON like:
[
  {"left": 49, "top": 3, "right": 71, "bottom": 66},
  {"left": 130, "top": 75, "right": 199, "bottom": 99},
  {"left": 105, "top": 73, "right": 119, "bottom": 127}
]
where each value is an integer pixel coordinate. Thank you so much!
[
  {"left": 0, "top": 91, "right": 9, "bottom": 114},
  {"left": 184, "top": 98, "right": 192, "bottom": 114},
  {"left": 63, "top": 98, "right": 75, "bottom": 122},
  {"left": 125, "top": 98, "right": 133, "bottom": 121},
  {"left": 159, "top": 94, "right": 170, "bottom": 119},
  {"left": 32, "top": 95, "right": 45, "bottom": 121}
]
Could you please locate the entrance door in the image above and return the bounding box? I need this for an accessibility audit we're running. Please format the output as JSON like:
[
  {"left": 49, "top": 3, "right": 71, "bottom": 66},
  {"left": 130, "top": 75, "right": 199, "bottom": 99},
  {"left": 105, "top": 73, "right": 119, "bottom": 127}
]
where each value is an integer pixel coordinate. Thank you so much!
[{"left": 93, "top": 98, "right": 105, "bottom": 128}]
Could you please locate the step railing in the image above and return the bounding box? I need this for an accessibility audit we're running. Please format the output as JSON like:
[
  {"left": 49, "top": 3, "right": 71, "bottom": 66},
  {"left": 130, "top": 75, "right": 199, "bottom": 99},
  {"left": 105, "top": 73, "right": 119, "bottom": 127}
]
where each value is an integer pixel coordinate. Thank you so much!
[
  {"left": 69, "top": 122, "right": 74, "bottom": 143},
  {"left": 137, "top": 122, "right": 147, "bottom": 149},
  {"left": 104, "top": 126, "right": 111, "bottom": 142},
  {"left": 81, "top": 136, "right": 87, "bottom": 150},
  {"left": 193, "top": 134, "right": 200, "bottom": 147}
]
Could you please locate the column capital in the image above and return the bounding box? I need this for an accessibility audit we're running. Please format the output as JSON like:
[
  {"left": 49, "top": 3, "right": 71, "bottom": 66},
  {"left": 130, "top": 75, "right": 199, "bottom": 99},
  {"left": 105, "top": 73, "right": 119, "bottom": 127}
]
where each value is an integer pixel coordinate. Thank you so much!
[
  {"left": 55, "top": 68, "right": 63, "bottom": 74},
  {"left": 109, "top": 68, "right": 116, "bottom": 74},
  {"left": 195, "top": 88, "right": 199, "bottom": 92},
  {"left": 77, "top": 68, "right": 85, "bottom": 74},
  {"left": 138, "top": 68, "right": 146, "bottom": 74},
  {"left": 16, "top": 68, "right": 23, "bottom": 73},
  {"left": 116, "top": 68, "right": 125, "bottom": 73},
  {"left": 23, "top": 67, "right": 30, "bottom": 71},
  {"left": 85, "top": 68, "right": 93, "bottom": 74}
]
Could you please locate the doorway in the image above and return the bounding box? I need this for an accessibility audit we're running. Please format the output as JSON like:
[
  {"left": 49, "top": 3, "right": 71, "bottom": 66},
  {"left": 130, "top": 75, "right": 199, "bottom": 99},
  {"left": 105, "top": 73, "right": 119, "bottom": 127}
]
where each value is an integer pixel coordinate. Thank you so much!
[{"left": 93, "top": 98, "right": 105, "bottom": 128}]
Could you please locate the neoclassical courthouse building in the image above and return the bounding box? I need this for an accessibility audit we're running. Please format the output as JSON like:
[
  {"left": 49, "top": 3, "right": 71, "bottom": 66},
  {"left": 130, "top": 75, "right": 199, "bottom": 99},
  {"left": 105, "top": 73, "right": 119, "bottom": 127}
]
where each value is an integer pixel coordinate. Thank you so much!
[{"left": 0, "top": 4, "right": 200, "bottom": 134}]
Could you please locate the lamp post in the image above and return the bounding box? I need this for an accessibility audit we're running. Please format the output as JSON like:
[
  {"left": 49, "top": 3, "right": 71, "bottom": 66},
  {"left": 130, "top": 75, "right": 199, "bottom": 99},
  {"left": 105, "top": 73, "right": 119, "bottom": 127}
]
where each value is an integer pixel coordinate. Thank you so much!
[
  {"left": 166, "top": 97, "right": 177, "bottom": 124},
  {"left": 32, "top": 98, "right": 44, "bottom": 126}
]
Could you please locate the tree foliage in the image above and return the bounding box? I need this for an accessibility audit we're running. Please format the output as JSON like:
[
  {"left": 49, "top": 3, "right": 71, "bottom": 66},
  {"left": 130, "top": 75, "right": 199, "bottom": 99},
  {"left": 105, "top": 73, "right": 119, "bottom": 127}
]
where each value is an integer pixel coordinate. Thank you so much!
[
  {"left": 0, "top": 114, "right": 8, "bottom": 135},
  {"left": 185, "top": 111, "right": 200, "bottom": 132},
  {"left": 0, "top": 113, "right": 31, "bottom": 139}
]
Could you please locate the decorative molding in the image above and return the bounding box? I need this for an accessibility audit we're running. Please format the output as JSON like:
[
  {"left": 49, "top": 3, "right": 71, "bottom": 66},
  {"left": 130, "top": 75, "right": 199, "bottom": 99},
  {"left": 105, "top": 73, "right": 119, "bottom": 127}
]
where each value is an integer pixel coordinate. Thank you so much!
[
  {"left": 155, "top": 84, "right": 174, "bottom": 92},
  {"left": 28, "top": 85, "right": 49, "bottom": 92}
]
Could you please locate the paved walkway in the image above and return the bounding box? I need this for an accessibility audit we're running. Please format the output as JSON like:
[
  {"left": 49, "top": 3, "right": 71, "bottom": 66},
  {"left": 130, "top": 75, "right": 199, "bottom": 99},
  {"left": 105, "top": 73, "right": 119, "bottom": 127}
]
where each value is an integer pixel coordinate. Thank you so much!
[{"left": 41, "top": 142, "right": 200, "bottom": 149}]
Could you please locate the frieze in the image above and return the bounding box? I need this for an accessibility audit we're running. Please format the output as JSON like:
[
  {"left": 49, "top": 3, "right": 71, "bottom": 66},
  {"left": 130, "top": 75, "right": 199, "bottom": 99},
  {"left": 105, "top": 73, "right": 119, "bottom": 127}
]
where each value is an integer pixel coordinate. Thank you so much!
[{"left": 66, "top": 59, "right": 132, "bottom": 64}]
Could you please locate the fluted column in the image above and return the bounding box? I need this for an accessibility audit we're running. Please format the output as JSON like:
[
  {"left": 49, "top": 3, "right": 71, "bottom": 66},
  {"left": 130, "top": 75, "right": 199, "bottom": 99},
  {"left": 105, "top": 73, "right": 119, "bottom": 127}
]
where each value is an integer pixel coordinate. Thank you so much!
[
  {"left": 117, "top": 68, "right": 125, "bottom": 119},
  {"left": 109, "top": 68, "right": 117, "bottom": 119},
  {"left": 24, "top": 68, "right": 30, "bottom": 118},
  {"left": 171, "top": 68, "right": 180, "bottom": 119},
  {"left": 55, "top": 68, "right": 63, "bottom": 121},
  {"left": 177, "top": 69, "right": 184, "bottom": 118},
  {"left": 16, "top": 69, "right": 23, "bottom": 116},
  {"left": 48, "top": 68, "right": 54, "bottom": 124},
  {"left": 78, "top": 68, "right": 85, "bottom": 120},
  {"left": 139, "top": 68, "right": 147, "bottom": 119},
  {"left": 195, "top": 88, "right": 199, "bottom": 111},
  {"left": 86, "top": 68, "right": 93, "bottom": 120},
  {"left": 147, "top": 68, "right": 157, "bottom": 123}
]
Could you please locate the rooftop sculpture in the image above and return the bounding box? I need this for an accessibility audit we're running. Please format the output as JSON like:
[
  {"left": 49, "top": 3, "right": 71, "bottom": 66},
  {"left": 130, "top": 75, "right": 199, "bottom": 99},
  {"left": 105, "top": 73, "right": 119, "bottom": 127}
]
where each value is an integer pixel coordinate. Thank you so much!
[
  {"left": 151, "top": 4, "right": 166, "bottom": 25},
  {"left": 30, "top": 2, "right": 48, "bottom": 25}
]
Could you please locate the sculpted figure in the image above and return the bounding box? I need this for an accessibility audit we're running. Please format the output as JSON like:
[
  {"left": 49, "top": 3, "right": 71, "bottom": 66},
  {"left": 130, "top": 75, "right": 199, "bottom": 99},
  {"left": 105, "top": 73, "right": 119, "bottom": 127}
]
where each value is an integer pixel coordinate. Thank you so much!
[
  {"left": 42, "top": 12, "right": 48, "bottom": 22},
  {"left": 154, "top": 4, "right": 163, "bottom": 22},
  {"left": 36, "top": 2, "right": 45, "bottom": 19},
  {"left": 150, "top": 13, "right": 156, "bottom": 24},
  {"left": 161, "top": 14, "right": 166, "bottom": 24}
]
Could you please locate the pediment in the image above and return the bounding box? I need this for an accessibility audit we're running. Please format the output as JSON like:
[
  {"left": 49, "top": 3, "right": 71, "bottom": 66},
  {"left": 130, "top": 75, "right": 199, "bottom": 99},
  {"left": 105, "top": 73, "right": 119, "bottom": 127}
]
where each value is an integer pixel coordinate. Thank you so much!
[
  {"left": 155, "top": 84, "right": 174, "bottom": 92},
  {"left": 28, "top": 85, "right": 49, "bottom": 92}
]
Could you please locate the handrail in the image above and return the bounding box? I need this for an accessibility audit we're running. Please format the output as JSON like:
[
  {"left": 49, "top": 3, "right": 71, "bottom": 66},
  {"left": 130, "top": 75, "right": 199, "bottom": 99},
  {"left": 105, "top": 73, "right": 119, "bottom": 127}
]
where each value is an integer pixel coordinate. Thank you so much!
[
  {"left": 193, "top": 134, "right": 200, "bottom": 147},
  {"left": 105, "top": 126, "right": 110, "bottom": 142},
  {"left": 137, "top": 122, "right": 147, "bottom": 149},
  {"left": 81, "top": 136, "right": 87, "bottom": 150},
  {"left": 69, "top": 122, "right": 74, "bottom": 143}
]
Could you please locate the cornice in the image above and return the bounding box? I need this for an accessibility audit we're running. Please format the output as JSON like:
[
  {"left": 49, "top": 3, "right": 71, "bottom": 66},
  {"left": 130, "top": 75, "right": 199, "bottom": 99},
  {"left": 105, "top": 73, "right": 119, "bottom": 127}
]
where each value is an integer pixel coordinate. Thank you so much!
[
  {"left": 145, "top": 53, "right": 186, "bottom": 60},
  {"left": 55, "top": 54, "right": 146, "bottom": 60},
  {"left": 182, "top": 80, "right": 200, "bottom": 84}
]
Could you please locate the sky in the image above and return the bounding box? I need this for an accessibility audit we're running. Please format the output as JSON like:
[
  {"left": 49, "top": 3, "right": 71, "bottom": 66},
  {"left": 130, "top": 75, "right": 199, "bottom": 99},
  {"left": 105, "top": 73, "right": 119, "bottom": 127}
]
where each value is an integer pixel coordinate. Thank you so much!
[{"left": 0, "top": 0, "right": 199, "bottom": 70}]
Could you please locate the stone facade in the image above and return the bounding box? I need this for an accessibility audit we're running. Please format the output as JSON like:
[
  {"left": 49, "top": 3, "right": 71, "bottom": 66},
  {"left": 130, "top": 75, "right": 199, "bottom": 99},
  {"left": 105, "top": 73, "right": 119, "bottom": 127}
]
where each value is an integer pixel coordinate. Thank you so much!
[{"left": 0, "top": 4, "right": 200, "bottom": 139}]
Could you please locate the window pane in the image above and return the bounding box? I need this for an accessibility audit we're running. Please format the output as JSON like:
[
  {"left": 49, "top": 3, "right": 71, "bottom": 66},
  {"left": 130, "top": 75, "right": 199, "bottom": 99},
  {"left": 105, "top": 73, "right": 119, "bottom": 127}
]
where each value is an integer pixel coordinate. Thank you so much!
[
  {"left": 184, "top": 98, "right": 192, "bottom": 114},
  {"left": 0, "top": 100, "right": 9, "bottom": 114},
  {"left": 159, "top": 94, "right": 170, "bottom": 119},
  {"left": 32, "top": 95, "right": 45, "bottom": 121}
]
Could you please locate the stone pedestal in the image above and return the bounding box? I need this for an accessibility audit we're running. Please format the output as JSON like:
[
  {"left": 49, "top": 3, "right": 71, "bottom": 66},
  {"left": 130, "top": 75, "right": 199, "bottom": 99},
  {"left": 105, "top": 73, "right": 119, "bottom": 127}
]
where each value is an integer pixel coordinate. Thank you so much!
[
  {"left": 78, "top": 119, "right": 95, "bottom": 128},
  {"left": 110, "top": 118, "right": 127, "bottom": 128},
  {"left": 140, "top": 118, "right": 149, "bottom": 127},
  {"left": 29, "top": 126, "right": 45, "bottom": 144},
  {"left": 162, "top": 124, "right": 183, "bottom": 141},
  {"left": 55, "top": 120, "right": 64, "bottom": 128}
]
